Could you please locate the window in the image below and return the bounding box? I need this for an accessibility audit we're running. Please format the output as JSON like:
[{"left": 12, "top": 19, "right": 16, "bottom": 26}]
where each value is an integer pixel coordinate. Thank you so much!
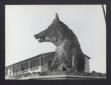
[
  {"left": 30, "top": 58, "right": 40, "bottom": 68},
  {"left": 13, "top": 64, "right": 21, "bottom": 73},
  {"left": 21, "top": 62, "right": 29, "bottom": 71}
]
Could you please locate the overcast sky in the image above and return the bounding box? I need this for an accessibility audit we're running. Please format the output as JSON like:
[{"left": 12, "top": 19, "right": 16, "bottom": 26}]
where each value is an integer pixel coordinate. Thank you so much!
[{"left": 5, "top": 5, "right": 106, "bottom": 73}]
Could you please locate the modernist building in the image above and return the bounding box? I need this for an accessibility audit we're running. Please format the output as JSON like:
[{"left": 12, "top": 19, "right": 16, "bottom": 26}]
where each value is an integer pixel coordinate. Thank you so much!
[{"left": 5, "top": 52, "right": 90, "bottom": 79}]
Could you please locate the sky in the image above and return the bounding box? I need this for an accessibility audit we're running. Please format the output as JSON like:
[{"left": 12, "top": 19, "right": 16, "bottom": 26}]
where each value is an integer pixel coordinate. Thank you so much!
[{"left": 5, "top": 5, "right": 106, "bottom": 73}]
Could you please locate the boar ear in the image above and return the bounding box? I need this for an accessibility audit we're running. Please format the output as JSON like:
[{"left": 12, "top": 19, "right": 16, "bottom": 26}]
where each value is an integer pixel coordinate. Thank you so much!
[
  {"left": 53, "top": 13, "right": 60, "bottom": 23},
  {"left": 55, "top": 13, "right": 59, "bottom": 21}
]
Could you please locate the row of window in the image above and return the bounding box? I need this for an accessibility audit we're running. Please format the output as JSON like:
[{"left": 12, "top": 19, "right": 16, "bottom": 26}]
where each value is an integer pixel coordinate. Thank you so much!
[{"left": 13, "top": 58, "right": 40, "bottom": 73}]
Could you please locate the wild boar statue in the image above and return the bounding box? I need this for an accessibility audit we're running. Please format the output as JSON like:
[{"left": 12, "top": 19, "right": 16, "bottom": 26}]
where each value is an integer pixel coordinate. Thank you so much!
[{"left": 34, "top": 13, "right": 85, "bottom": 72}]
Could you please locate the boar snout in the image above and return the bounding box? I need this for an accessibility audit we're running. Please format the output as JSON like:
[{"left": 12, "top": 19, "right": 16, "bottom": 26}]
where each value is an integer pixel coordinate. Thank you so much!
[
  {"left": 34, "top": 34, "right": 39, "bottom": 39},
  {"left": 34, "top": 33, "right": 46, "bottom": 39}
]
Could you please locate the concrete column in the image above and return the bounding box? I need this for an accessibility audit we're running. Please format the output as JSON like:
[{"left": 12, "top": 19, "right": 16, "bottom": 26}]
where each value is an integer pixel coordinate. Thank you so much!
[
  {"left": 29, "top": 60, "right": 30, "bottom": 69},
  {"left": 85, "top": 57, "right": 90, "bottom": 72}
]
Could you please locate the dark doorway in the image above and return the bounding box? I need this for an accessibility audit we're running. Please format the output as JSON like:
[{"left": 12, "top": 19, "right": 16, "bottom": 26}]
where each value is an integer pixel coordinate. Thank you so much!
[{"left": 62, "top": 66, "right": 67, "bottom": 71}]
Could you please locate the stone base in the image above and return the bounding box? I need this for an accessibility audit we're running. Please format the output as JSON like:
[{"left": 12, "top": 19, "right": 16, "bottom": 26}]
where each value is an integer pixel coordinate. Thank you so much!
[
  {"left": 29, "top": 74, "right": 106, "bottom": 80},
  {"left": 5, "top": 71, "right": 106, "bottom": 80}
]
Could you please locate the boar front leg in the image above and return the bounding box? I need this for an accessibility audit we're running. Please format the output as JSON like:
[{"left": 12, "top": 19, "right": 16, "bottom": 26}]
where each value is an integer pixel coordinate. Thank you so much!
[{"left": 50, "top": 53, "right": 60, "bottom": 71}]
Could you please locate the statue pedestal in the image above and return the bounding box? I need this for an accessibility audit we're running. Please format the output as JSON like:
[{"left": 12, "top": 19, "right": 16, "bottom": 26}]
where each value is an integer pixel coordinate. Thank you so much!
[
  {"left": 29, "top": 72, "right": 106, "bottom": 80},
  {"left": 6, "top": 71, "right": 105, "bottom": 80},
  {"left": 30, "top": 74, "right": 106, "bottom": 80}
]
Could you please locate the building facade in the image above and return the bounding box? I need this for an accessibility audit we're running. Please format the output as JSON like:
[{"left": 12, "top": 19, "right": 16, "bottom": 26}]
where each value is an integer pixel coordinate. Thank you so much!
[{"left": 5, "top": 52, "right": 90, "bottom": 79}]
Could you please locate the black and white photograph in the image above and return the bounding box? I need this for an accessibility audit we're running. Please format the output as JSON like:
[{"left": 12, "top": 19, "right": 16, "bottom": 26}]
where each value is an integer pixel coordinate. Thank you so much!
[{"left": 5, "top": 5, "right": 106, "bottom": 80}]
